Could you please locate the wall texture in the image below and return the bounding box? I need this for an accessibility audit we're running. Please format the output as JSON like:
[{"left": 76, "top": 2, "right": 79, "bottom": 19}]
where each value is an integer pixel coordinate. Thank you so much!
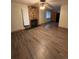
[
  {"left": 59, "top": 1, "right": 68, "bottom": 28},
  {"left": 11, "top": 2, "right": 28, "bottom": 32}
]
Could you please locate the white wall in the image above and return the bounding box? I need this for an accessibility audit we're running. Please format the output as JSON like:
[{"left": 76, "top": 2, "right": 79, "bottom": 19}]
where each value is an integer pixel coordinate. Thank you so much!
[
  {"left": 39, "top": 9, "right": 46, "bottom": 24},
  {"left": 39, "top": 9, "right": 50, "bottom": 25},
  {"left": 11, "top": 2, "right": 29, "bottom": 32},
  {"left": 59, "top": 1, "right": 68, "bottom": 28}
]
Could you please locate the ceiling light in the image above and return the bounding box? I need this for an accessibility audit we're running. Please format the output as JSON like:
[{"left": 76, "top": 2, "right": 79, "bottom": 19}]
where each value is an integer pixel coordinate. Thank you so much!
[{"left": 40, "top": 6, "right": 45, "bottom": 10}]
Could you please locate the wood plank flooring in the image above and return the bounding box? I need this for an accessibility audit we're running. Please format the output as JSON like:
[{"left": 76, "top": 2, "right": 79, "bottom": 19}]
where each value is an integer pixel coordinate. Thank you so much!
[{"left": 11, "top": 23, "right": 68, "bottom": 59}]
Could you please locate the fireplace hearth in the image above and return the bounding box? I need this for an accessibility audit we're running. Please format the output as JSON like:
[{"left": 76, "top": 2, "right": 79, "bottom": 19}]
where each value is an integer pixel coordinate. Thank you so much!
[{"left": 30, "top": 19, "right": 38, "bottom": 28}]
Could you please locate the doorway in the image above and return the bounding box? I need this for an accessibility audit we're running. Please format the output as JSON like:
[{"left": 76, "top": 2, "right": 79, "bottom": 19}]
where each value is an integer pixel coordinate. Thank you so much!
[
  {"left": 56, "top": 13, "right": 60, "bottom": 23},
  {"left": 51, "top": 6, "right": 60, "bottom": 25}
]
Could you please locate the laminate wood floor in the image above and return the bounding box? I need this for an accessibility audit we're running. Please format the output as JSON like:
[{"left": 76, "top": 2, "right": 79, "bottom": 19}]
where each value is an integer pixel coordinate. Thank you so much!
[{"left": 11, "top": 22, "right": 68, "bottom": 59}]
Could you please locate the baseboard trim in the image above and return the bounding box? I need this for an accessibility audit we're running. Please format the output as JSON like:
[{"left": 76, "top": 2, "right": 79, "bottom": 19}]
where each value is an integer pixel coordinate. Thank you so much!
[
  {"left": 11, "top": 28, "right": 25, "bottom": 33},
  {"left": 59, "top": 26, "right": 68, "bottom": 30}
]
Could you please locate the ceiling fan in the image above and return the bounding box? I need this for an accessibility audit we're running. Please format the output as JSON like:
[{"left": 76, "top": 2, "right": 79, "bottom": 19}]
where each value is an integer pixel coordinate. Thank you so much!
[{"left": 39, "top": 0, "right": 52, "bottom": 9}]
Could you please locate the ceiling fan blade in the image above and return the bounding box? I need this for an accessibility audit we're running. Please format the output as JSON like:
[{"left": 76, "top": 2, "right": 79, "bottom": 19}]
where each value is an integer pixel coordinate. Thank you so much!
[
  {"left": 46, "top": 3, "right": 53, "bottom": 8},
  {"left": 32, "top": 0, "right": 53, "bottom": 9}
]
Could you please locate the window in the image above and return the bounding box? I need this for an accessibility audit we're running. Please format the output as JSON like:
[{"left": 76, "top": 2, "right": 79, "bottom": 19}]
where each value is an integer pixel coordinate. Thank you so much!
[{"left": 45, "top": 11, "right": 51, "bottom": 19}]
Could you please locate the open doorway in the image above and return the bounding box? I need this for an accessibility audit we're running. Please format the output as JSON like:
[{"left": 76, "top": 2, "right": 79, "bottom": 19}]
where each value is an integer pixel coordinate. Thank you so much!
[
  {"left": 56, "top": 13, "right": 60, "bottom": 23},
  {"left": 51, "top": 6, "right": 60, "bottom": 24},
  {"left": 44, "top": 6, "right": 60, "bottom": 26}
]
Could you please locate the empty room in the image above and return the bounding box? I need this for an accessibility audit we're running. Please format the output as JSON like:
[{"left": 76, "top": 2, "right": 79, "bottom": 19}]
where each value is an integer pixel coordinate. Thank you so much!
[{"left": 11, "top": 0, "right": 68, "bottom": 59}]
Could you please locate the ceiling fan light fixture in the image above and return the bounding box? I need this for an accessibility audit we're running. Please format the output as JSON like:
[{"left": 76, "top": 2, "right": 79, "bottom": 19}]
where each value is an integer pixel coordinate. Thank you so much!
[
  {"left": 40, "top": 6, "right": 45, "bottom": 10},
  {"left": 40, "top": 2, "right": 45, "bottom": 10}
]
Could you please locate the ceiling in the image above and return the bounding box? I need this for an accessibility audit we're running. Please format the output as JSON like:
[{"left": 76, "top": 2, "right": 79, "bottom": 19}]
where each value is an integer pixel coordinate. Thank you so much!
[{"left": 12, "top": 0, "right": 67, "bottom": 6}]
